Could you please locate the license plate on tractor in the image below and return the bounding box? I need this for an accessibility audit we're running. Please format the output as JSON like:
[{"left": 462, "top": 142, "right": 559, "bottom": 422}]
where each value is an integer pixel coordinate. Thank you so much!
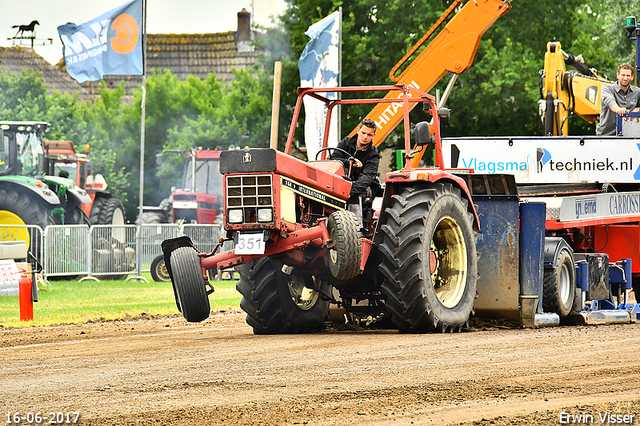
[{"left": 235, "top": 232, "right": 266, "bottom": 255}]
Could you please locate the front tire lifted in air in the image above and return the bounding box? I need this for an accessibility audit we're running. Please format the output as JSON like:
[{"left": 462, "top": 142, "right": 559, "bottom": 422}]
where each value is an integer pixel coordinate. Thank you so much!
[{"left": 169, "top": 246, "right": 211, "bottom": 322}]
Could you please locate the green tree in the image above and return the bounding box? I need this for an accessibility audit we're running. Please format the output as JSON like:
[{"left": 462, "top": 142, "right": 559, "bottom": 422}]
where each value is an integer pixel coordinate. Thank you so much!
[
  {"left": 0, "top": 68, "right": 48, "bottom": 121},
  {"left": 275, "top": 0, "right": 638, "bottom": 139}
]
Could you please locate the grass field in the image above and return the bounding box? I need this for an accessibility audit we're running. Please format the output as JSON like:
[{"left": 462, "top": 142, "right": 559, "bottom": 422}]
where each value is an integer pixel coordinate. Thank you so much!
[{"left": 0, "top": 275, "right": 241, "bottom": 328}]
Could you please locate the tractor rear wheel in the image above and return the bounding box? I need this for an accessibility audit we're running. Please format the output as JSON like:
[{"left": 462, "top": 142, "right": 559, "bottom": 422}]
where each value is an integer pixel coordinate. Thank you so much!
[
  {"left": 90, "top": 197, "right": 126, "bottom": 225},
  {"left": 378, "top": 183, "right": 477, "bottom": 333},
  {"left": 543, "top": 249, "right": 575, "bottom": 318},
  {"left": 236, "top": 258, "right": 331, "bottom": 334},
  {"left": 64, "top": 206, "right": 91, "bottom": 225},
  {"left": 327, "top": 210, "right": 361, "bottom": 280},
  {"left": 0, "top": 186, "right": 55, "bottom": 231},
  {"left": 169, "top": 246, "right": 210, "bottom": 322}
]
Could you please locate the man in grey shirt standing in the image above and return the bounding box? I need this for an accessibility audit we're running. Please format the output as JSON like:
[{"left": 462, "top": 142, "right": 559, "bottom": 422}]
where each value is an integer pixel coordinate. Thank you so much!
[{"left": 596, "top": 63, "right": 640, "bottom": 136}]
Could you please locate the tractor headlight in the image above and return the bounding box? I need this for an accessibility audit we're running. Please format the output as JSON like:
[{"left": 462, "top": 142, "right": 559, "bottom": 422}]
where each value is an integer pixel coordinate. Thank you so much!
[
  {"left": 257, "top": 208, "right": 272, "bottom": 223},
  {"left": 228, "top": 209, "right": 243, "bottom": 224}
]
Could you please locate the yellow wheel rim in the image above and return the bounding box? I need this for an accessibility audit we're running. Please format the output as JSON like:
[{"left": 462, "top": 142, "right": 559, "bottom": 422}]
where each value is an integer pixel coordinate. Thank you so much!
[
  {"left": 0, "top": 210, "right": 30, "bottom": 250},
  {"left": 430, "top": 215, "right": 467, "bottom": 308}
]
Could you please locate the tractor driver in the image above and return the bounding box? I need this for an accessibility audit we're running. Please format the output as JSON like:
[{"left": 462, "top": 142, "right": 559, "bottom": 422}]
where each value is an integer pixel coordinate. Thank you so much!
[
  {"left": 331, "top": 118, "right": 380, "bottom": 229},
  {"left": 596, "top": 63, "right": 640, "bottom": 136}
]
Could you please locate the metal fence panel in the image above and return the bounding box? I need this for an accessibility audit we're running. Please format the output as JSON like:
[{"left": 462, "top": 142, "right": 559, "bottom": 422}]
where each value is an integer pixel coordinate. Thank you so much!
[
  {"left": 44, "top": 225, "right": 90, "bottom": 278},
  {"left": 137, "top": 224, "right": 182, "bottom": 272},
  {"left": 0, "top": 224, "right": 45, "bottom": 294},
  {"left": 0, "top": 224, "right": 45, "bottom": 269},
  {"left": 181, "top": 224, "right": 224, "bottom": 255},
  {"left": 89, "top": 225, "right": 137, "bottom": 279},
  {"left": 1, "top": 223, "right": 234, "bottom": 285}
]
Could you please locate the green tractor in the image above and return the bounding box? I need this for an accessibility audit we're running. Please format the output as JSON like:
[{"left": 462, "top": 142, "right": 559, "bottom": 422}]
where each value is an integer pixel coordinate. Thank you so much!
[{"left": 0, "top": 121, "right": 92, "bottom": 230}]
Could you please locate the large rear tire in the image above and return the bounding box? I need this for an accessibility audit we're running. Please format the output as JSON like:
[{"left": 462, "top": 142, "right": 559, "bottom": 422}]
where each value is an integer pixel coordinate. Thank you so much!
[
  {"left": 0, "top": 186, "right": 55, "bottom": 231},
  {"left": 64, "top": 206, "right": 91, "bottom": 225},
  {"left": 90, "top": 197, "right": 126, "bottom": 225},
  {"left": 378, "top": 183, "right": 477, "bottom": 333},
  {"left": 169, "top": 246, "right": 210, "bottom": 322},
  {"left": 236, "top": 258, "right": 331, "bottom": 334},
  {"left": 543, "top": 249, "right": 575, "bottom": 318}
]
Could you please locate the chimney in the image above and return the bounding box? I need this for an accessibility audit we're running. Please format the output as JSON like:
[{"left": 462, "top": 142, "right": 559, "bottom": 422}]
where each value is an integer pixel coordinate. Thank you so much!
[{"left": 237, "top": 8, "right": 251, "bottom": 42}]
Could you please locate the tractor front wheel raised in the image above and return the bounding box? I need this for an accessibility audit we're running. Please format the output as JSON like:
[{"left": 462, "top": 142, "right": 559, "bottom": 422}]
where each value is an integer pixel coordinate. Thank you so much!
[
  {"left": 236, "top": 258, "right": 331, "bottom": 334},
  {"left": 378, "top": 183, "right": 477, "bottom": 333},
  {"left": 169, "top": 246, "right": 210, "bottom": 322}
]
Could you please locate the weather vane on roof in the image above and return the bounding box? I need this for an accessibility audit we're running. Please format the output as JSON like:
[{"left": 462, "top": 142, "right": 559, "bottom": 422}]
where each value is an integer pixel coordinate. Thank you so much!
[{"left": 9, "top": 20, "right": 52, "bottom": 48}]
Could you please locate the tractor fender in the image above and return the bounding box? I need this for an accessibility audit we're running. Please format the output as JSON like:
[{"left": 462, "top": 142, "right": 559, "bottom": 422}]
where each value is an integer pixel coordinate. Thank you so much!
[
  {"left": 0, "top": 179, "right": 60, "bottom": 206},
  {"left": 543, "top": 237, "right": 574, "bottom": 267},
  {"left": 43, "top": 175, "right": 93, "bottom": 205},
  {"left": 92, "top": 191, "right": 112, "bottom": 200},
  {"left": 161, "top": 235, "right": 196, "bottom": 284},
  {"left": 380, "top": 170, "right": 481, "bottom": 232},
  {"left": 65, "top": 186, "right": 93, "bottom": 205}
]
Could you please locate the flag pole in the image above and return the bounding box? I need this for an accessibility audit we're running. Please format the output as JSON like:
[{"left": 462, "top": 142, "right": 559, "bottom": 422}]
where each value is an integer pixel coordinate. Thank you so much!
[
  {"left": 337, "top": 7, "right": 342, "bottom": 140},
  {"left": 138, "top": 0, "right": 147, "bottom": 221},
  {"left": 134, "top": 0, "right": 148, "bottom": 282}
]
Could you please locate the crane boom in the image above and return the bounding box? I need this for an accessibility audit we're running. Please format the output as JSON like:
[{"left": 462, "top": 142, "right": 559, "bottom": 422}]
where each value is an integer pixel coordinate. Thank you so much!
[{"left": 352, "top": 0, "right": 510, "bottom": 155}]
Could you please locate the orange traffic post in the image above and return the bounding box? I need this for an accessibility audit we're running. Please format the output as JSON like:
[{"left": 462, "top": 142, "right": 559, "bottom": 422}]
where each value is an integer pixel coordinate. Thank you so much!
[{"left": 19, "top": 275, "right": 33, "bottom": 322}]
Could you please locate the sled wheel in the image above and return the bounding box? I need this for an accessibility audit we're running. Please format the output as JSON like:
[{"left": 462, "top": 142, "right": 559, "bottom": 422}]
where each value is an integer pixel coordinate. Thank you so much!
[{"left": 543, "top": 249, "right": 575, "bottom": 318}]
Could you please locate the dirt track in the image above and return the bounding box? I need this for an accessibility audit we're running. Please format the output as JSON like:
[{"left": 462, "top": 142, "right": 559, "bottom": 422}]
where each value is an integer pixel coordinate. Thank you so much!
[{"left": 2, "top": 312, "right": 640, "bottom": 426}]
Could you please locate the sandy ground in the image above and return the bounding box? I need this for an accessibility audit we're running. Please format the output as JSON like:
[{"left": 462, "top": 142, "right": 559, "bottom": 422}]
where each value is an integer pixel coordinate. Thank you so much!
[{"left": 1, "top": 311, "right": 640, "bottom": 426}]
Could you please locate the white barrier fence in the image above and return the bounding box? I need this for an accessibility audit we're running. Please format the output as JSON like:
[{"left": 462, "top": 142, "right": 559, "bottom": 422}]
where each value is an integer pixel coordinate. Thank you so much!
[{"left": 0, "top": 224, "right": 224, "bottom": 282}]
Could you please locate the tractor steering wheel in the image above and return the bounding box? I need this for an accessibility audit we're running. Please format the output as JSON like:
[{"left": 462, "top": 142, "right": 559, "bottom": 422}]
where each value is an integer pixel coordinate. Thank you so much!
[{"left": 315, "top": 147, "right": 354, "bottom": 163}]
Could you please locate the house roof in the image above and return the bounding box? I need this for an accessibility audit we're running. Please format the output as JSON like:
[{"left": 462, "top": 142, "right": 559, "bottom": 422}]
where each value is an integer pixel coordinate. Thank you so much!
[
  {"left": 0, "top": 46, "right": 93, "bottom": 102},
  {"left": 2, "top": 9, "right": 262, "bottom": 100},
  {"left": 79, "top": 30, "right": 261, "bottom": 96},
  {"left": 147, "top": 32, "right": 260, "bottom": 82}
]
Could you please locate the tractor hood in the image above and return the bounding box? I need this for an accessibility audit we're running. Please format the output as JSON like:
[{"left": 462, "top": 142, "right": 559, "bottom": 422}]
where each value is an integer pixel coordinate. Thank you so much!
[
  {"left": 0, "top": 176, "right": 60, "bottom": 205},
  {"left": 43, "top": 175, "right": 92, "bottom": 204}
]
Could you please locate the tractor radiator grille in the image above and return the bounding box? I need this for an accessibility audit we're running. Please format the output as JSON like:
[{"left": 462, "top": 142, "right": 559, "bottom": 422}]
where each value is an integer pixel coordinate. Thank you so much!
[{"left": 226, "top": 175, "right": 273, "bottom": 223}]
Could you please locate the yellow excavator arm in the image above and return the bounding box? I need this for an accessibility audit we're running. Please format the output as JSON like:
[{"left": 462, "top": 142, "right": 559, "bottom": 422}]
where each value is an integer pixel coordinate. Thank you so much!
[
  {"left": 540, "top": 41, "right": 613, "bottom": 136},
  {"left": 348, "top": 0, "right": 511, "bottom": 168}
]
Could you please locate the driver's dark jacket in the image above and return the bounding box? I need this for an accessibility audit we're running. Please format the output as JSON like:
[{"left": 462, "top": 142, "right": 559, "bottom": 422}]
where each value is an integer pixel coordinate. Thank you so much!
[{"left": 331, "top": 135, "right": 380, "bottom": 199}]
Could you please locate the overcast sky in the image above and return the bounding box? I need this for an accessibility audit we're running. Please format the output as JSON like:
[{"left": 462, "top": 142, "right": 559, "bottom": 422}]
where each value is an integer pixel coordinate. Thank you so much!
[{"left": 1, "top": 0, "right": 287, "bottom": 65}]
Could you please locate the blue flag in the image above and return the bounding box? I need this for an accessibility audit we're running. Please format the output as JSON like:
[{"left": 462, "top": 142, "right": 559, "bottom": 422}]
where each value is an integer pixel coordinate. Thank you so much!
[
  {"left": 298, "top": 11, "right": 341, "bottom": 160},
  {"left": 298, "top": 11, "right": 340, "bottom": 88},
  {"left": 58, "top": 0, "right": 143, "bottom": 83}
]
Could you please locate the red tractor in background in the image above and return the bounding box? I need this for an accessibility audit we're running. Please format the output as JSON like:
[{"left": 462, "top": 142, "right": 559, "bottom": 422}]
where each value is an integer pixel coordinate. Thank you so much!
[
  {"left": 44, "top": 140, "right": 126, "bottom": 225},
  {"left": 137, "top": 148, "right": 223, "bottom": 225},
  {"left": 138, "top": 147, "right": 223, "bottom": 282}
]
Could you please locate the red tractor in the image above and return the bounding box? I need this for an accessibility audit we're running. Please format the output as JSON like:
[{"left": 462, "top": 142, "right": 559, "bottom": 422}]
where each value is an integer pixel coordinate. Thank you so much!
[
  {"left": 140, "top": 148, "right": 223, "bottom": 282},
  {"left": 162, "top": 85, "right": 480, "bottom": 333},
  {"left": 138, "top": 148, "right": 222, "bottom": 225}
]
